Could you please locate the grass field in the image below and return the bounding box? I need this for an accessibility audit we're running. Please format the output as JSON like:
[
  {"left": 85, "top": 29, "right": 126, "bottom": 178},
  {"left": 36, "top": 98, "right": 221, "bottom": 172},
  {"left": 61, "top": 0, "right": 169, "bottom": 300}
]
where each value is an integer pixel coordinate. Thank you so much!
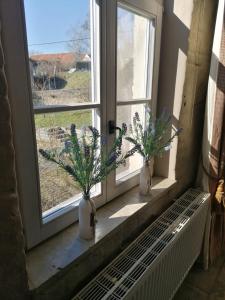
[
  {"left": 34, "top": 71, "right": 93, "bottom": 212},
  {"left": 35, "top": 109, "right": 92, "bottom": 129},
  {"left": 33, "top": 70, "right": 91, "bottom": 106},
  {"left": 63, "top": 71, "right": 91, "bottom": 89}
]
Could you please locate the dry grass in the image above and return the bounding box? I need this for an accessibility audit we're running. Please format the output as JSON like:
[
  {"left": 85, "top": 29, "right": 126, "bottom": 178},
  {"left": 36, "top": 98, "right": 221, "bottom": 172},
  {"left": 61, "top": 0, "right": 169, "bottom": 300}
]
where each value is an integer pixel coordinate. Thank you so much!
[
  {"left": 38, "top": 155, "right": 81, "bottom": 212},
  {"left": 36, "top": 129, "right": 82, "bottom": 212},
  {"left": 33, "top": 71, "right": 92, "bottom": 213}
]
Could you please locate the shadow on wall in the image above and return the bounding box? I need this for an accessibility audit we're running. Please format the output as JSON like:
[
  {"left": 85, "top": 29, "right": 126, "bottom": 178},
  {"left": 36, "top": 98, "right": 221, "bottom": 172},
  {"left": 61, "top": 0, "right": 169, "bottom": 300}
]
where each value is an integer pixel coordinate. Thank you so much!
[
  {"left": 155, "top": 0, "right": 190, "bottom": 178},
  {"left": 210, "top": 52, "right": 225, "bottom": 94},
  {"left": 156, "top": 0, "right": 217, "bottom": 187},
  {"left": 201, "top": 51, "right": 225, "bottom": 191}
]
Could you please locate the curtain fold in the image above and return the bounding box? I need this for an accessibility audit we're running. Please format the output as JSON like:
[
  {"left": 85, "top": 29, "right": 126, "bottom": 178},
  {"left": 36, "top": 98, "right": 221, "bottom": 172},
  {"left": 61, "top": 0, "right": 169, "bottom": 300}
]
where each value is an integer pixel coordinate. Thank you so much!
[
  {"left": 0, "top": 19, "right": 29, "bottom": 298},
  {"left": 209, "top": 110, "right": 225, "bottom": 262}
]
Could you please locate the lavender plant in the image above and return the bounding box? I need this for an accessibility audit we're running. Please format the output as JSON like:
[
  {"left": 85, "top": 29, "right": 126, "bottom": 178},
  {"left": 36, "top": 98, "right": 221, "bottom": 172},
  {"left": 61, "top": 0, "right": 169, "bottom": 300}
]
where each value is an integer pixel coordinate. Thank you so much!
[
  {"left": 39, "top": 124, "right": 137, "bottom": 198},
  {"left": 126, "top": 109, "right": 182, "bottom": 163}
]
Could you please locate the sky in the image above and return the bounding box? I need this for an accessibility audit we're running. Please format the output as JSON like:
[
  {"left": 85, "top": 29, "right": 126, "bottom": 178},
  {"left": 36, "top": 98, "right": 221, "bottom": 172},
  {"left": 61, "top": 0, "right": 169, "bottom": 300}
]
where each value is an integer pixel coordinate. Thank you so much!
[{"left": 24, "top": 0, "right": 89, "bottom": 54}]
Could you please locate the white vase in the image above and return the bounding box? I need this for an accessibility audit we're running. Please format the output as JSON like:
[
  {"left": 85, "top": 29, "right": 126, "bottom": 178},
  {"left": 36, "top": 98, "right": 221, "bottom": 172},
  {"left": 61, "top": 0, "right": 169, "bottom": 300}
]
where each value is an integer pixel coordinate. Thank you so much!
[
  {"left": 139, "top": 160, "right": 152, "bottom": 195},
  {"left": 79, "top": 195, "right": 96, "bottom": 240}
]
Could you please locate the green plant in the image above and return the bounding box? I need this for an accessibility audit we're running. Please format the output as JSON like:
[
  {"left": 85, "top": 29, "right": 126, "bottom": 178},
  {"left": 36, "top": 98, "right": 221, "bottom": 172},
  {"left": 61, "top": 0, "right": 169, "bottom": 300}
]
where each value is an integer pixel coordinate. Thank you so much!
[
  {"left": 39, "top": 124, "right": 137, "bottom": 198},
  {"left": 126, "top": 109, "right": 182, "bottom": 162}
]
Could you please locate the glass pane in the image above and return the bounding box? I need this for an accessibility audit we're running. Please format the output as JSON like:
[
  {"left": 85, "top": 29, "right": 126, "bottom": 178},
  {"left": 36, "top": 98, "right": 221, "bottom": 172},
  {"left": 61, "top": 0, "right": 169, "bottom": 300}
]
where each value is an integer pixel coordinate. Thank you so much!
[
  {"left": 24, "top": 0, "right": 99, "bottom": 107},
  {"left": 35, "top": 109, "right": 100, "bottom": 214},
  {"left": 116, "top": 104, "right": 145, "bottom": 181},
  {"left": 117, "top": 5, "right": 155, "bottom": 101}
]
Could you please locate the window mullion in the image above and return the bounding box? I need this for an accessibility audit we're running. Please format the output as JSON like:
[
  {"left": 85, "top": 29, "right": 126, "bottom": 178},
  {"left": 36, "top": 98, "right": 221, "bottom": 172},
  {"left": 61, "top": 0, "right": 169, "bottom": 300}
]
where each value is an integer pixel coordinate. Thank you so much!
[{"left": 104, "top": 0, "right": 117, "bottom": 203}]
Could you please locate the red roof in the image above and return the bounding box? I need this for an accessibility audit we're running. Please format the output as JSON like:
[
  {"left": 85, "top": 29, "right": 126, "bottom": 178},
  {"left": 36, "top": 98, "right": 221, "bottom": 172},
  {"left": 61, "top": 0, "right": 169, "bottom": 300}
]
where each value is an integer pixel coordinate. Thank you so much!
[{"left": 30, "top": 52, "right": 87, "bottom": 65}]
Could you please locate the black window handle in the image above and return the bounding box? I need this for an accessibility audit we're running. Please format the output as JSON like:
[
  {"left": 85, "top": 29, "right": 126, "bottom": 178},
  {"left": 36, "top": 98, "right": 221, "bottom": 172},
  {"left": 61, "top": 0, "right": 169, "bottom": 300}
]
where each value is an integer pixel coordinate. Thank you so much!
[
  {"left": 108, "top": 120, "right": 121, "bottom": 134},
  {"left": 108, "top": 120, "right": 116, "bottom": 134}
]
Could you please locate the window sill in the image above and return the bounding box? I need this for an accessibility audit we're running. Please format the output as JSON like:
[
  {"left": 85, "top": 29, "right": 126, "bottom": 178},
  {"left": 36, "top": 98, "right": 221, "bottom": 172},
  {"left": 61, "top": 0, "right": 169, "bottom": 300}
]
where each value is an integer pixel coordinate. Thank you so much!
[{"left": 27, "top": 177, "right": 176, "bottom": 296}]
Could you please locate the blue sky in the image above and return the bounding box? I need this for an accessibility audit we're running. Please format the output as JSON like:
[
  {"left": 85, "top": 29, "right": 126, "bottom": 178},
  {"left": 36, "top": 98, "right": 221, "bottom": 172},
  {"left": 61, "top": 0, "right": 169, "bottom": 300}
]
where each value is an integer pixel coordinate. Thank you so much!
[{"left": 24, "top": 0, "right": 89, "bottom": 54}]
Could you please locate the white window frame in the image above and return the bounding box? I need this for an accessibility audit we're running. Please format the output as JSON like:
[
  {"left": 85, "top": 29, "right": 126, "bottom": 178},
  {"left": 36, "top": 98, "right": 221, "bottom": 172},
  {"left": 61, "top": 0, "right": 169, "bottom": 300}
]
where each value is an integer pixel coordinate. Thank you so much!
[
  {"left": 105, "top": 0, "right": 163, "bottom": 201},
  {"left": 0, "top": 0, "right": 163, "bottom": 249}
]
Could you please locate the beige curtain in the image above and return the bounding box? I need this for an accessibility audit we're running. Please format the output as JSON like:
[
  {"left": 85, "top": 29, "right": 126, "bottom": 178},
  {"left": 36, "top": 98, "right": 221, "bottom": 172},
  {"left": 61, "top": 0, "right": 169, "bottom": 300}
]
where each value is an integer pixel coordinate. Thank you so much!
[
  {"left": 198, "top": 0, "right": 225, "bottom": 267},
  {"left": 0, "top": 21, "right": 28, "bottom": 298}
]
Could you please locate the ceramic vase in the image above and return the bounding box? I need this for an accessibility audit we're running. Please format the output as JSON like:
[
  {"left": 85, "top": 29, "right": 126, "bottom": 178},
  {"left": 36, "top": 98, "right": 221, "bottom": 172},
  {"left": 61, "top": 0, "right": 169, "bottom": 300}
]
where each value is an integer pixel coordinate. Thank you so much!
[
  {"left": 139, "top": 160, "right": 152, "bottom": 195},
  {"left": 79, "top": 194, "right": 96, "bottom": 240}
]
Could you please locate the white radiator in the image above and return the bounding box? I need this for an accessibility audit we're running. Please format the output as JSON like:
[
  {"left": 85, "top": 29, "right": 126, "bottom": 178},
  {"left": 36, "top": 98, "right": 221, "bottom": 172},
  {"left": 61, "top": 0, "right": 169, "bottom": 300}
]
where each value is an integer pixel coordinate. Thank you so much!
[{"left": 73, "top": 188, "right": 210, "bottom": 300}]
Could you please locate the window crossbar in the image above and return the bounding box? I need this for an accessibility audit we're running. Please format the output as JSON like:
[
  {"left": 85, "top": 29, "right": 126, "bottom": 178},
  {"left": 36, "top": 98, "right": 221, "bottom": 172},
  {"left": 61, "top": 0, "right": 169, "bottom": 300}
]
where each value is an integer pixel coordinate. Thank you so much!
[
  {"left": 117, "top": 99, "right": 151, "bottom": 106},
  {"left": 34, "top": 102, "right": 101, "bottom": 114}
]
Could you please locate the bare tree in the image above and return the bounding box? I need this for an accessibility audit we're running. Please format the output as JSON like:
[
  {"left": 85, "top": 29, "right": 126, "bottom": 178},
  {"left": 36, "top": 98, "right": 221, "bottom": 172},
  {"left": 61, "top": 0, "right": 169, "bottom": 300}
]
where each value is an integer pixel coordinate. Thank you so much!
[{"left": 67, "top": 13, "right": 90, "bottom": 58}]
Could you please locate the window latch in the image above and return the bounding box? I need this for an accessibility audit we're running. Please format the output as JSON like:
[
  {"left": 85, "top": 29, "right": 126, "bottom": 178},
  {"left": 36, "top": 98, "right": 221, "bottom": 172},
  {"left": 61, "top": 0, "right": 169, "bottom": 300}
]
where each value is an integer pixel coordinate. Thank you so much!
[
  {"left": 108, "top": 121, "right": 122, "bottom": 134},
  {"left": 108, "top": 120, "right": 116, "bottom": 134}
]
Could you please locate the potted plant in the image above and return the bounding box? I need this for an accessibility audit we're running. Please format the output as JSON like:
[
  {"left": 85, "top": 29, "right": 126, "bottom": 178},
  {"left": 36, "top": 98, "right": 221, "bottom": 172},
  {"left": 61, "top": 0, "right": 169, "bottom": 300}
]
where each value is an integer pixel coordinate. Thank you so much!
[
  {"left": 39, "top": 123, "right": 137, "bottom": 240},
  {"left": 126, "top": 109, "right": 182, "bottom": 195}
]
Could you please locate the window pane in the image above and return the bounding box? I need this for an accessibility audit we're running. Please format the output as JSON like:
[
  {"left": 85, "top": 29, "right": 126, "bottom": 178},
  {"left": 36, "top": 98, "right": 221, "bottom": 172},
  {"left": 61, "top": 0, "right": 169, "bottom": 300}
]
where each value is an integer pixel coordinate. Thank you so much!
[
  {"left": 116, "top": 104, "right": 146, "bottom": 181},
  {"left": 117, "top": 5, "right": 155, "bottom": 101},
  {"left": 35, "top": 109, "right": 100, "bottom": 215},
  {"left": 24, "top": 0, "right": 99, "bottom": 106}
]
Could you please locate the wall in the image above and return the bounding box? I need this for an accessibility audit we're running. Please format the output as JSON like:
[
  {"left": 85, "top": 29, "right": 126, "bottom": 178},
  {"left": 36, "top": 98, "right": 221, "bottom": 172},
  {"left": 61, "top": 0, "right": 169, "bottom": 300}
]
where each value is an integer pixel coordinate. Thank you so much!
[
  {"left": 155, "top": 0, "right": 218, "bottom": 195},
  {"left": 0, "top": 0, "right": 218, "bottom": 299}
]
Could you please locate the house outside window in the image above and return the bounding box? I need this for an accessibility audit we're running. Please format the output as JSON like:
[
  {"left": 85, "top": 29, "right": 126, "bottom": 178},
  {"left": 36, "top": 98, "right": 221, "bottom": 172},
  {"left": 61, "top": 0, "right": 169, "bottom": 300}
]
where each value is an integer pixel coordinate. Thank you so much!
[{"left": 0, "top": 0, "right": 163, "bottom": 248}]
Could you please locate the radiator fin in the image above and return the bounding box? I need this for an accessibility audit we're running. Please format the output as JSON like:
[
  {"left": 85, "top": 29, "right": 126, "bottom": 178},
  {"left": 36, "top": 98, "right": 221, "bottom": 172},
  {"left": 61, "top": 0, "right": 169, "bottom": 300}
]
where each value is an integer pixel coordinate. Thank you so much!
[{"left": 73, "top": 188, "right": 210, "bottom": 300}]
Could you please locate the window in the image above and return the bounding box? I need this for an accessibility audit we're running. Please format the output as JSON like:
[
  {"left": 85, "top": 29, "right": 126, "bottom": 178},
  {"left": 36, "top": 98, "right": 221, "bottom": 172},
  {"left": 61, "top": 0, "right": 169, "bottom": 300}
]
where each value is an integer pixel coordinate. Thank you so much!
[
  {"left": 1, "top": 0, "right": 163, "bottom": 248},
  {"left": 24, "top": 0, "right": 101, "bottom": 219},
  {"left": 115, "top": 4, "right": 155, "bottom": 191}
]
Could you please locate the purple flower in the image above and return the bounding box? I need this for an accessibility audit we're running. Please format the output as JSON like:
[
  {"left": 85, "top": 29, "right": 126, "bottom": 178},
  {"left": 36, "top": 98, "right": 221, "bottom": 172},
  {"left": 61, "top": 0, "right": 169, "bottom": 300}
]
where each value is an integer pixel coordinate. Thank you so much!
[
  {"left": 64, "top": 140, "right": 72, "bottom": 151},
  {"left": 125, "top": 145, "right": 140, "bottom": 158},
  {"left": 70, "top": 124, "right": 76, "bottom": 136},
  {"left": 138, "top": 123, "right": 143, "bottom": 131},
  {"left": 88, "top": 126, "right": 99, "bottom": 137},
  {"left": 135, "top": 112, "right": 140, "bottom": 121},
  {"left": 122, "top": 123, "right": 127, "bottom": 134},
  {"left": 107, "top": 152, "right": 117, "bottom": 165},
  {"left": 84, "top": 145, "right": 90, "bottom": 158}
]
